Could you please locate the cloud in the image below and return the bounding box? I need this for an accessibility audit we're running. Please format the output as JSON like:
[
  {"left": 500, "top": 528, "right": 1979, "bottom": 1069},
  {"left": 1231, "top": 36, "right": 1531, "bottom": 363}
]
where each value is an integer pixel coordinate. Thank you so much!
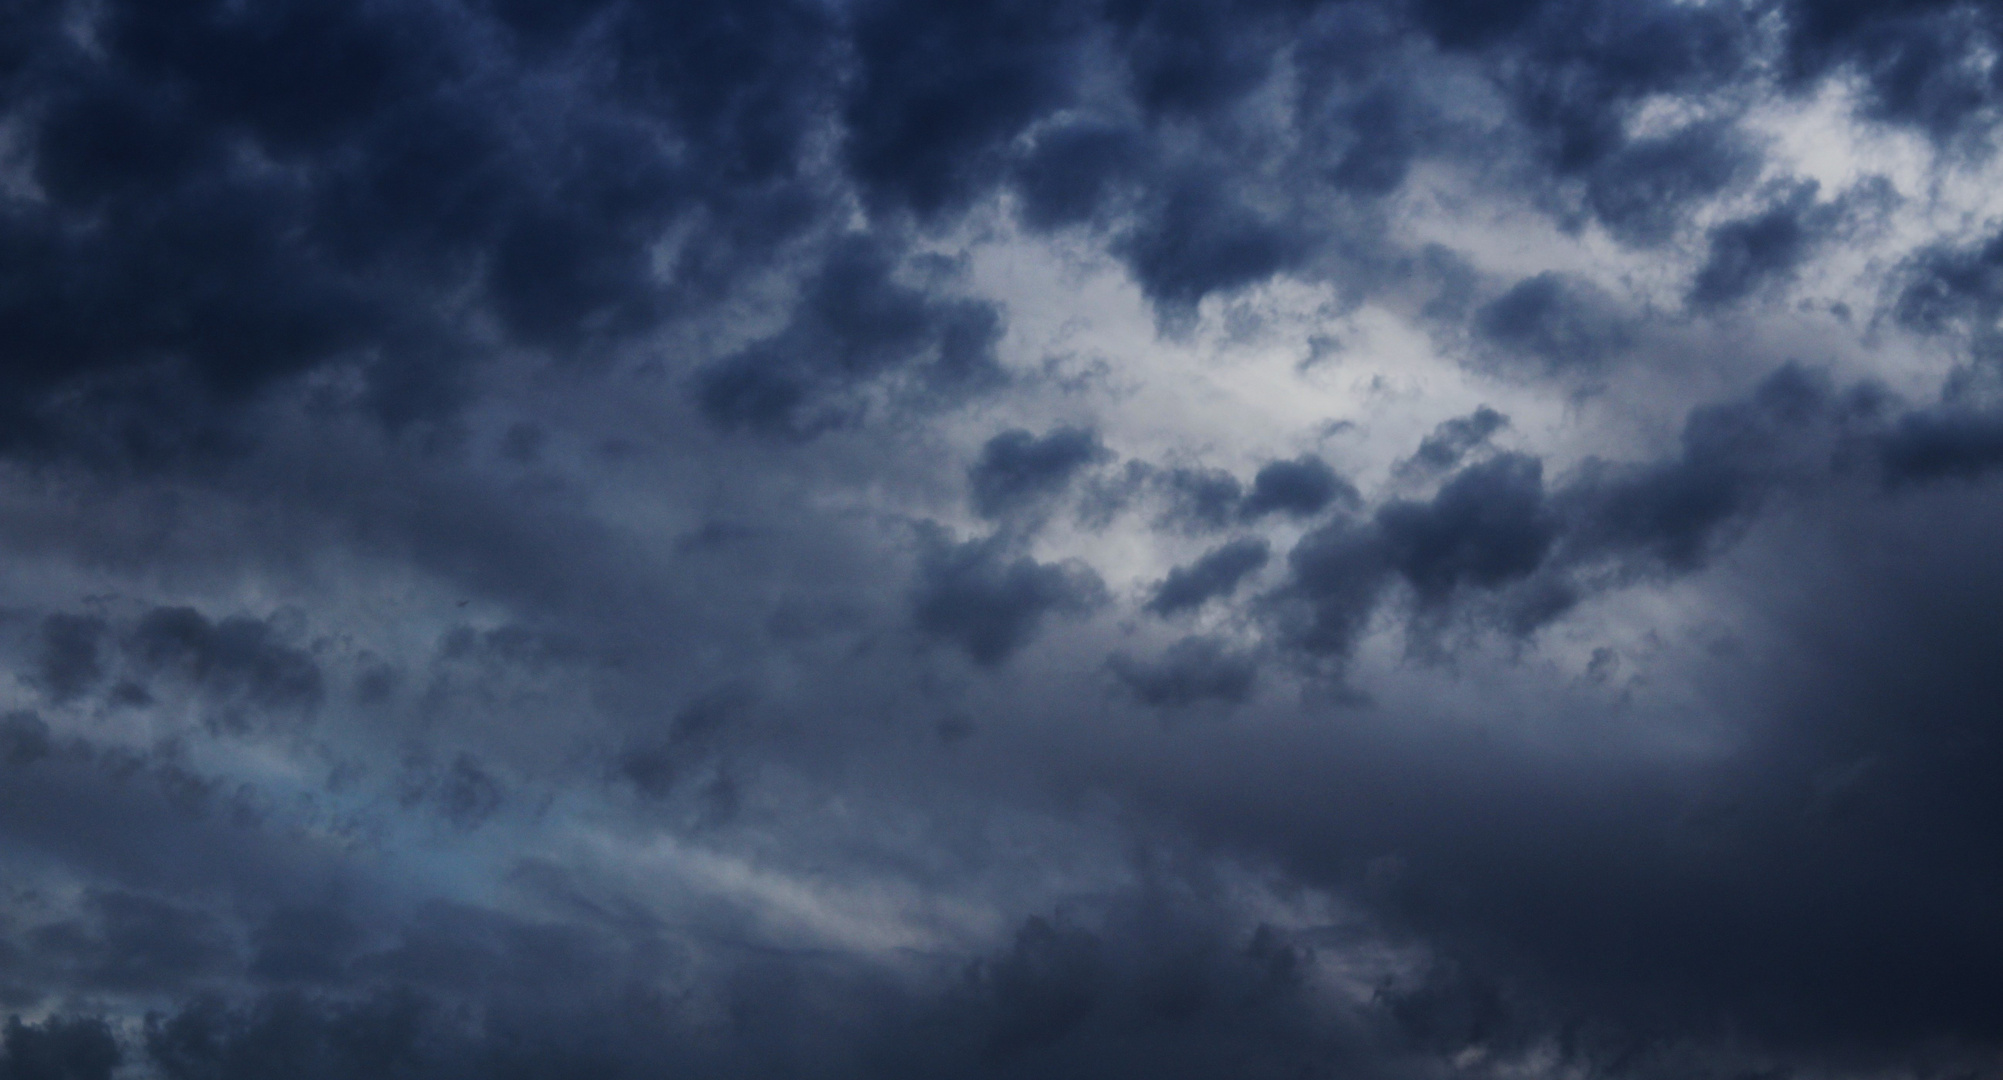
[
  {"left": 1875, "top": 405, "right": 2003, "bottom": 483},
  {"left": 911, "top": 528, "right": 1106, "bottom": 665},
  {"left": 0, "top": 1016, "right": 121, "bottom": 1080},
  {"left": 695, "top": 236, "right": 1007, "bottom": 437},
  {"left": 0, "top": 0, "right": 842, "bottom": 460},
  {"left": 7, "top": 0, "right": 2003, "bottom": 1075},
  {"left": 1155, "top": 467, "right": 1247, "bottom": 534},
  {"left": 1780, "top": 0, "right": 2003, "bottom": 145},
  {"left": 970, "top": 427, "right": 1108, "bottom": 519},
  {"left": 32, "top": 614, "right": 106, "bottom": 703},
  {"left": 1240, "top": 457, "right": 1359, "bottom": 521},
  {"left": 1473, "top": 274, "right": 1632, "bottom": 376},
  {"left": 126, "top": 607, "right": 324, "bottom": 713},
  {"left": 1146, "top": 538, "right": 1272, "bottom": 617},
  {"left": 1582, "top": 122, "right": 1753, "bottom": 248},
  {"left": 1395, "top": 407, "right": 1509, "bottom": 479},
  {"left": 1378, "top": 454, "right": 1557, "bottom": 605},
  {"left": 1108, "top": 637, "right": 1259, "bottom": 708},
  {"left": 1895, "top": 226, "right": 2003, "bottom": 358},
  {"left": 1688, "top": 183, "right": 1852, "bottom": 310}
]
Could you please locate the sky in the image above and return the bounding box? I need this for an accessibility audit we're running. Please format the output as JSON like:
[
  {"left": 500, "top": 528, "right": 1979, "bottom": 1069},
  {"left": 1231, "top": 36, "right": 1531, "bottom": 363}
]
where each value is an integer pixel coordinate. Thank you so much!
[{"left": 3, "top": 0, "right": 2003, "bottom": 1076}]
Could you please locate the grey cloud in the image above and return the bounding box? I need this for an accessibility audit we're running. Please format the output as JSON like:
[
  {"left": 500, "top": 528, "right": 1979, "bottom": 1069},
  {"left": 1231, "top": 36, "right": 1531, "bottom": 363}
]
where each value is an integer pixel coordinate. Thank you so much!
[
  {"left": 695, "top": 237, "right": 1007, "bottom": 438},
  {"left": 1240, "top": 457, "right": 1358, "bottom": 521},
  {"left": 1875, "top": 405, "right": 2003, "bottom": 484},
  {"left": 1895, "top": 226, "right": 2003, "bottom": 358},
  {"left": 1396, "top": 407, "right": 1509, "bottom": 479},
  {"left": 1275, "top": 367, "right": 1844, "bottom": 662},
  {"left": 127, "top": 607, "right": 323, "bottom": 712},
  {"left": 248, "top": 904, "right": 364, "bottom": 985},
  {"left": 1688, "top": 183, "right": 1845, "bottom": 309},
  {"left": 32, "top": 615, "right": 105, "bottom": 703},
  {"left": 0, "top": 0, "right": 1978, "bottom": 476},
  {"left": 1780, "top": 0, "right": 2003, "bottom": 145},
  {"left": 911, "top": 529, "right": 1106, "bottom": 665},
  {"left": 1109, "top": 637, "right": 1259, "bottom": 708},
  {"left": 437, "top": 755, "right": 505, "bottom": 831},
  {"left": 0, "top": 713, "right": 52, "bottom": 768},
  {"left": 9, "top": 883, "right": 1391, "bottom": 1080},
  {"left": 1583, "top": 122, "right": 1752, "bottom": 248},
  {"left": 0, "top": 1016, "right": 121, "bottom": 1080},
  {"left": 1378, "top": 454, "right": 1557, "bottom": 606},
  {"left": 0, "top": 0, "right": 841, "bottom": 461},
  {"left": 845, "top": 0, "right": 1089, "bottom": 220},
  {"left": 1474, "top": 273, "right": 1632, "bottom": 376},
  {"left": 1559, "top": 365, "right": 1835, "bottom": 572},
  {"left": 1146, "top": 538, "right": 1271, "bottom": 617},
  {"left": 7, "top": 0, "right": 2003, "bottom": 1075},
  {"left": 617, "top": 686, "right": 753, "bottom": 799},
  {"left": 1276, "top": 515, "right": 1391, "bottom": 662},
  {"left": 1011, "top": 121, "right": 1147, "bottom": 232},
  {"left": 1156, "top": 467, "right": 1246, "bottom": 533},
  {"left": 29, "top": 891, "right": 237, "bottom": 994},
  {"left": 970, "top": 427, "right": 1109, "bottom": 519},
  {"left": 1116, "top": 172, "right": 1312, "bottom": 313}
]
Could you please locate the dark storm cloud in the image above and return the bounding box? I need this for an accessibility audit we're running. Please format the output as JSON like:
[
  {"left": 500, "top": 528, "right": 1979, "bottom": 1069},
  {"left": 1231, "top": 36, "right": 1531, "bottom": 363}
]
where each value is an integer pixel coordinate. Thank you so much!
[
  {"left": 397, "top": 752, "right": 505, "bottom": 830},
  {"left": 1559, "top": 364, "right": 1837, "bottom": 573},
  {"left": 845, "top": 0, "right": 1089, "bottom": 220},
  {"left": 1011, "top": 121, "right": 1147, "bottom": 231},
  {"left": 694, "top": 236, "right": 1007, "bottom": 438},
  {"left": 126, "top": 607, "right": 323, "bottom": 712},
  {"left": 1139, "top": 366, "right": 2003, "bottom": 1064},
  {"left": 0, "top": 712, "right": 53, "bottom": 768},
  {"left": 1895, "top": 225, "right": 2003, "bottom": 358},
  {"left": 1780, "top": 0, "right": 2003, "bottom": 144},
  {"left": 1420, "top": 0, "right": 1757, "bottom": 238},
  {"left": 1473, "top": 273, "right": 1632, "bottom": 376},
  {"left": 27, "top": 890, "right": 238, "bottom": 994},
  {"left": 617, "top": 685, "right": 753, "bottom": 799},
  {"left": 9, "top": 881, "right": 1401, "bottom": 1080},
  {"left": 1156, "top": 467, "right": 1246, "bottom": 533},
  {"left": 0, "top": 0, "right": 1965, "bottom": 471},
  {"left": 1277, "top": 367, "right": 1845, "bottom": 662},
  {"left": 1581, "top": 122, "right": 1753, "bottom": 248},
  {"left": 1146, "top": 538, "right": 1272, "bottom": 617},
  {"left": 1874, "top": 403, "right": 2003, "bottom": 483},
  {"left": 1115, "top": 171, "right": 1315, "bottom": 314},
  {"left": 970, "top": 427, "right": 1109, "bottom": 519},
  {"left": 1184, "top": 483, "right": 2003, "bottom": 1067},
  {"left": 8, "top": 0, "right": 2003, "bottom": 1076},
  {"left": 1377, "top": 453, "right": 1557, "bottom": 606},
  {"left": 0, "top": 1016, "right": 121, "bottom": 1080},
  {"left": 248, "top": 903, "right": 364, "bottom": 985},
  {"left": 1396, "top": 407, "right": 1509, "bottom": 479},
  {"left": 1240, "top": 457, "right": 1358, "bottom": 521},
  {"left": 1688, "top": 183, "right": 1857, "bottom": 310},
  {"left": 911, "top": 528, "right": 1106, "bottom": 665},
  {"left": 0, "top": 728, "right": 336, "bottom": 903},
  {"left": 0, "top": 0, "right": 1980, "bottom": 470},
  {"left": 0, "top": 0, "right": 840, "bottom": 459},
  {"left": 1109, "top": 636, "right": 1260, "bottom": 708},
  {"left": 31, "top": 614, "right": 106, "bottom": 703}
]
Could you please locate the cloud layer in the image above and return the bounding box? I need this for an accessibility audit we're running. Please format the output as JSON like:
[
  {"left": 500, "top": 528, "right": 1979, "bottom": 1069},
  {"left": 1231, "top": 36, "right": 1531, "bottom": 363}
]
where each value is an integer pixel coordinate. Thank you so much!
[{"left": 5, "top": 0, "right": 2003, "bottom": 1076}]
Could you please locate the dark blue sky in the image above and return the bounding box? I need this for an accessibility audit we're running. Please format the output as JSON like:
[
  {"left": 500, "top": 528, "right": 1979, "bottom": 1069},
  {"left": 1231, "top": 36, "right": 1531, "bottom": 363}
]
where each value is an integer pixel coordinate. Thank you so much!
[{"left": 3, "top": 1, "right": 2003, "bottom": 1077}]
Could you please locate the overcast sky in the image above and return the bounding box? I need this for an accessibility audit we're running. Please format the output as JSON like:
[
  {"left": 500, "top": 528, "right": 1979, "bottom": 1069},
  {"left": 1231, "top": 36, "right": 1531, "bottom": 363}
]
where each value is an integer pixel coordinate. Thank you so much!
[{"left": 3, "top": 0, "right": 2003, "bottom": 1076}]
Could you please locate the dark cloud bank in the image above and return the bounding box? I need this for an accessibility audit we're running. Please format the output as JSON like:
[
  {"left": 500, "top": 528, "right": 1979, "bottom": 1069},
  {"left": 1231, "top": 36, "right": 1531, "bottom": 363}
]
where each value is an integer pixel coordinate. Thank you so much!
[{"left": 6, "top": 0, "right": 2003, "bottom": 1078}]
